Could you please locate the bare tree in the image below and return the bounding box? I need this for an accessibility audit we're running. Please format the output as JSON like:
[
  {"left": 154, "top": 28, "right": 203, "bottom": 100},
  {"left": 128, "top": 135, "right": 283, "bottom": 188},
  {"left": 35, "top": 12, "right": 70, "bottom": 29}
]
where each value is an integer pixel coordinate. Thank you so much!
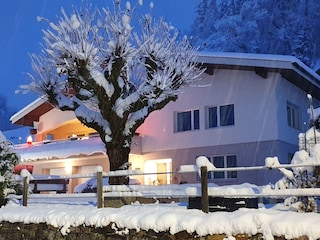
[{"left": 21, "top": 2, "right": 203, "bottom": 184}]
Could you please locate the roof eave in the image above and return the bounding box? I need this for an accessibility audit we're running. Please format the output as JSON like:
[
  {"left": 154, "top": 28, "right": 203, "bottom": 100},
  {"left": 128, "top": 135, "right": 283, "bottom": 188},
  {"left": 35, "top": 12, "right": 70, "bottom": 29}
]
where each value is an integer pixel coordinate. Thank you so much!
[
  {"left": 197, "top": 52, "right": 320, "bottom": 96},
  {"left": 10, "top": 97, "right": 53, "bottom": 126}
]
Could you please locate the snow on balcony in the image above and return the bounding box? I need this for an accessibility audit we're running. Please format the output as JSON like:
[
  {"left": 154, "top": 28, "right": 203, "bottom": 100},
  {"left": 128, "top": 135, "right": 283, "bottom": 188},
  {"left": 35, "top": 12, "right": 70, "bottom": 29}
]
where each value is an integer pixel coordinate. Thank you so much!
[{"left": 14, "top": 136, "right": 106, "bottom": 162}]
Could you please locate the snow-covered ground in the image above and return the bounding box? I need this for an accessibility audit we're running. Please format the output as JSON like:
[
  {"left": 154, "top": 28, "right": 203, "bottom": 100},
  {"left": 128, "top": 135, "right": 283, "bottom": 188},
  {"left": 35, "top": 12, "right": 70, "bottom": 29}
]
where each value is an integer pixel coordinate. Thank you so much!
[
  {"left": 2, "top": 137, "right": 320, "bottom": 239},
  {"left": 1, "top": 184, "right": 320, "bottom": 240}
]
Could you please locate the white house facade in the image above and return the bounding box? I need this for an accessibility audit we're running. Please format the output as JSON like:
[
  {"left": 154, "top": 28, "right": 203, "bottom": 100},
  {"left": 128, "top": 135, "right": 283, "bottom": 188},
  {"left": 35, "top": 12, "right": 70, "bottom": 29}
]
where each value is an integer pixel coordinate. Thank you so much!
[{"left": 10, "top": 52, "right": 320, "bottom": 189}]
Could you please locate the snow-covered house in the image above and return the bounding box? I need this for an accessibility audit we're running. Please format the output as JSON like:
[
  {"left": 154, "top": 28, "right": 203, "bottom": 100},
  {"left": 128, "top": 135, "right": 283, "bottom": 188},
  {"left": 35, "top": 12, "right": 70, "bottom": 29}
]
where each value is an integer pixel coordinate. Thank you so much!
[{"left": 10, "top": 52, "right": 320, "bottom": 189}]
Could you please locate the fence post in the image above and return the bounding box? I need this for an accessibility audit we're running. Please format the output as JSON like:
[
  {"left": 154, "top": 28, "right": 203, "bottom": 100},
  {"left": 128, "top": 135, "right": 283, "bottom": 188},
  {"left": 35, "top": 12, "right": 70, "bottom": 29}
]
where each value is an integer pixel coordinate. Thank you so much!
[
  {"left": 201, "top": 166, "right": 209, "bottom": 213},
  {"left": 22, "top": 176, "right": 28, "bottom": 207},
  {"left": 97, "top": 168, "right": 103, "bottom": 208}
]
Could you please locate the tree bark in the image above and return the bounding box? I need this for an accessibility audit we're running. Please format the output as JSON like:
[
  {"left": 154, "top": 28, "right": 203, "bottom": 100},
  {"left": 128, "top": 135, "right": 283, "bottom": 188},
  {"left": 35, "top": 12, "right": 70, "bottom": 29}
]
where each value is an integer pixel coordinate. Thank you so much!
[{"left": 107, "top": 142, "right": 131, "bottom": 185}]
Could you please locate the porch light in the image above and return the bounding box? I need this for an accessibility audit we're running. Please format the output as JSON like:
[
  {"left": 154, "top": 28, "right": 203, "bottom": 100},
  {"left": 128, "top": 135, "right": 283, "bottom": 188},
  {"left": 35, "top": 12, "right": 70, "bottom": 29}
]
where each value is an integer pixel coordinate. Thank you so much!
[
  {"left": 27, "top": 136, "right": 33, "bottom": 145},
  {"left": 65, "top": 162, "right": 72, "bottom": 174}
]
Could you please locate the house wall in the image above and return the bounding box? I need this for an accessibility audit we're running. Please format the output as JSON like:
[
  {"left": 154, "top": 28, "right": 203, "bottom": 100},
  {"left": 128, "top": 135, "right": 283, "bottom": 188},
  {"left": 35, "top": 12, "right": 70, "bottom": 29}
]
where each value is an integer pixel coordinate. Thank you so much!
[
  {"left": 38, "top": 108, "right": 76, "bottom": 133},
  {"left": 45, "top": 120, "right": 96, "bottom": 140},
  {"left": 28, "top": 152, "right": 143, "bottom": 192},
  {"left": 35, "top": 108, "right": 96, "bottom": 141},
  {"left": 275, "top": 77, "right": 313, "bottom": 144},
  {"left": 135, "top": 69, "right": 309, "bottom": 185},
  {"left": 137, "top": 70, "right": 281, "bottom": 152},
  {"left": 30, "top": 154, "right": 109, "bottom": 193},
  {"left": 137, "top": 140, "right": 297, "bottom": 186}
]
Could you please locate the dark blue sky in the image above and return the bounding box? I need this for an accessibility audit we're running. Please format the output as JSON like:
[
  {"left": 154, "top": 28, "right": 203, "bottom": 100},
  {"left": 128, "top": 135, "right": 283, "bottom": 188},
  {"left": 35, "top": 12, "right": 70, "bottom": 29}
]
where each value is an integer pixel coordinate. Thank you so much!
[{"left": 0, "top": 0, "right": 197, "bottom": 111}]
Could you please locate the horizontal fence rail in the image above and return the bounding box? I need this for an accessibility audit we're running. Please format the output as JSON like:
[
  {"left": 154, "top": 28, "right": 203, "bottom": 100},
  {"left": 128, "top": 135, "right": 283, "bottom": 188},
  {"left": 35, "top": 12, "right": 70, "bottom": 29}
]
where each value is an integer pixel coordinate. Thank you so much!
[
  {"left": 15, "top": 159, "right": 320, "bottom": 212},
  {"left": 178, "top": 163, "right": 320, "bottom": 173}
]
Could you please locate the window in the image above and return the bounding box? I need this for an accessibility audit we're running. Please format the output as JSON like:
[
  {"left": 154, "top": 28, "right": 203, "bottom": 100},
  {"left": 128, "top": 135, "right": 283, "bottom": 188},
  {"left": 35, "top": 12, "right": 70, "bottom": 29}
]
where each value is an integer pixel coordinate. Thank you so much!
[
  {"left": 211, "top": 155, "right": 237, "bottom": 179},
  {"left": 287, "top": 102, "right": 300, "bottom": 129},
  {"left": 226, "top": 155, "right": 237, "bottom": 178},
  {"left": 213, "top": 156, "right": 225, "bottom": 179},
  {"left": 46, "top": 134, "right": 53, "bottom": 141},
  {"left": 193, "top": 110, "right": 200, "bottom": 130},
  {"left": 195, "top": 155, "right": 237, "bottom": 181},
  {"left": 175, "top": 109, "right": 200, "bottom": 132},
  {"left": 220, "top": 104, "right": 234, "bottom": 126},
  {"left": 208, "top": 106, "right": 218, "bottom": 128},
  {"left": 206, "top": 104, "right": 235, "bottom": 128},
  {"left": 177, "top": 111, "right": 191, "bottom": 132}
]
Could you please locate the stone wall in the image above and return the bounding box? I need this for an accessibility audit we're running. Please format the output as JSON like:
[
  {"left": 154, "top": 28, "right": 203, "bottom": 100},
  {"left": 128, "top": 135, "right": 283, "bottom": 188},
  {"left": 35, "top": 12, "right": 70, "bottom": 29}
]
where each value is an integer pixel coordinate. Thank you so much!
[
  {"left": 0, "top": 221, "right": 310, "bottom": 240},
  {"left": 0, "top": 221, "right": 220, "bottom": 240}
]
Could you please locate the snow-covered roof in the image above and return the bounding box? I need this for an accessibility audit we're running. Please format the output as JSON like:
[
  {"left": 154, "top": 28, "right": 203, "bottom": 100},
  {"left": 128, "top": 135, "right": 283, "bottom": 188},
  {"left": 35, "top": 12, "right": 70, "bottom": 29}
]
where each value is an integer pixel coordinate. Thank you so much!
[
  {"left": 198, "top": 51, "right": 314, "bottom": 70},
  {"left": 10, "top": 96, "right": 54, "bottom": 126},
  {"left": 197, "top": 52, "right": 320, "bottom": 97},
  {"left": 14, "top": 136, "right": 105, "bottom": 162}
]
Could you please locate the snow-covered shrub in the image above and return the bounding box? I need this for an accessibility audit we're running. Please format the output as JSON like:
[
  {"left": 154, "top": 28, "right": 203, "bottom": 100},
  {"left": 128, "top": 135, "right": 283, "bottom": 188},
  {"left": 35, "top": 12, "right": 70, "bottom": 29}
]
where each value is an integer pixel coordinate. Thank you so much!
[
  {"left": 0, "top": 132, "right": 20, "bottom": 206},
  {"left": 269, "top": 145, "right": 320, "bottom": 212}
]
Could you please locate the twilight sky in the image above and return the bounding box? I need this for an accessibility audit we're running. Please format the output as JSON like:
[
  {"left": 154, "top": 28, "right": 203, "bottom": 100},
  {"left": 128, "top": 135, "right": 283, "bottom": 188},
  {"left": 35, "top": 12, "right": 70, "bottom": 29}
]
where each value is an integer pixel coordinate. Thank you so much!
[{"left": 0, "top": 0, "right": 197, "bottom": 112}]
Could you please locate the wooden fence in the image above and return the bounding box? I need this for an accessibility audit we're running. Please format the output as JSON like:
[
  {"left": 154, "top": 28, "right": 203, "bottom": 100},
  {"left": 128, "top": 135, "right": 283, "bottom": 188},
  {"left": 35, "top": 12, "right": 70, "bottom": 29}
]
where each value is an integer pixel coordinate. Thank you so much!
[{"left": 18, "top": 159, "right": 320, "bottom": 213}]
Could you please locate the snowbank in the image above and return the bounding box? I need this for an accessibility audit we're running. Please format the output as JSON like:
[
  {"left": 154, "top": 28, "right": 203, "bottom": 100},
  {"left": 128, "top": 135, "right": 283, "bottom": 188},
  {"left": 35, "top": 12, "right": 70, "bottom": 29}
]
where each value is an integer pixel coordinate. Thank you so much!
[{"left": 1, "top": 201, "right": 320, "bottom": 239}]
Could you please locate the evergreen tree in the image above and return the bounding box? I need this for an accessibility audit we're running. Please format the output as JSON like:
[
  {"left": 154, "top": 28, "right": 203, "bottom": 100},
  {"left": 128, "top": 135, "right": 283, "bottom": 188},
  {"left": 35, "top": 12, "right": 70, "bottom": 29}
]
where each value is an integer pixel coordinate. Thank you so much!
[
  {"left": 290, "top": 0, "right": 319, "bottom": 67},
  {"left": 190, "top": 0, "right": 320, "bottom": 68},
  {"left": 0, "top": 131, "right": 19, "bottom": 206},
  {"left": 191, "top": 0, "right": 209, "bottom": 39}
]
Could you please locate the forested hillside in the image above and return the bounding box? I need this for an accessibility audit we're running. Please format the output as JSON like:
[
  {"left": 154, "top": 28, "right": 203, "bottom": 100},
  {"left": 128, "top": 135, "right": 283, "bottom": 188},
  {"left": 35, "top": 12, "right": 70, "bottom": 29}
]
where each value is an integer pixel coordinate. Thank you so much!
[
  {"left": 0, "top": 94, "right": 17, "bottom": 131},
  {"left": 190, "top": 0, "right": 320, "bottom": 69}
]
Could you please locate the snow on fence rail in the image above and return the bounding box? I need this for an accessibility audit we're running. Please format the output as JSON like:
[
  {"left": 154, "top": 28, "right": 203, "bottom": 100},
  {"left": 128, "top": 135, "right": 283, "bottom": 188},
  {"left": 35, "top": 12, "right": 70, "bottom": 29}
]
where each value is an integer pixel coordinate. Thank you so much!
[{"left": 16, "top": 157, "right": 320, "bottom": 212}]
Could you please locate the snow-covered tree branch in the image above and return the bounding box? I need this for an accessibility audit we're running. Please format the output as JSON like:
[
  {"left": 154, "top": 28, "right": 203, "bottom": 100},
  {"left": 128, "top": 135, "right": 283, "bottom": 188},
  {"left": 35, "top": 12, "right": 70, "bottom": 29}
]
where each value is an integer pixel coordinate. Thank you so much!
[{"left": 22, "top": 1, "right": 204, "bottom": 184}]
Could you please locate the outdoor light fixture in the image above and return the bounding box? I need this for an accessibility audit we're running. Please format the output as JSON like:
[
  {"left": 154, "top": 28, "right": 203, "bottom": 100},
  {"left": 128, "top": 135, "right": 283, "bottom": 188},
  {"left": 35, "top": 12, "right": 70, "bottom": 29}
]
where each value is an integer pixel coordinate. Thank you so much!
[
  {"left": 65, "top": 162, "right": 72, "bottom": 175},
  {"left": 307, "top": 94, "right": 317, "bottom": 144},
  {"left": 27, "top": 136, "right": 33, "bottom": 145}
]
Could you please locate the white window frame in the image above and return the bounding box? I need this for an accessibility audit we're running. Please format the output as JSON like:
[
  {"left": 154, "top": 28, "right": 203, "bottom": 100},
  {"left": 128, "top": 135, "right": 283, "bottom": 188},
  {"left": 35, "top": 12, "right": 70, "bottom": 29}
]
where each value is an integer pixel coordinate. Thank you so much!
[
  {"left": 287, "top": 102, "right": 301, "bottom": 130},
  {"left": 205, "top": 104, "right": 235, "bottom": 129},
  {"left": 174, "top": 109, "right": 200, "bottom": 132},
  {"left": 210, "top": 155, "right": 237, "bottom": 179}
]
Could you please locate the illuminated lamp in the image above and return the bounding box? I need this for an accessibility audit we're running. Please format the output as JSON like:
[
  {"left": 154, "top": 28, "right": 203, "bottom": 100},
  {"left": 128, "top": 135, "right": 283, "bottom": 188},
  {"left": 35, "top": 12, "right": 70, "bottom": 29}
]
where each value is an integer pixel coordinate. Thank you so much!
[
  {"left": 27, "top": 136, "right": 33, "bottom": 145},
  {"left": 65, "top": 162, "right": 72, "bottom": 174}
]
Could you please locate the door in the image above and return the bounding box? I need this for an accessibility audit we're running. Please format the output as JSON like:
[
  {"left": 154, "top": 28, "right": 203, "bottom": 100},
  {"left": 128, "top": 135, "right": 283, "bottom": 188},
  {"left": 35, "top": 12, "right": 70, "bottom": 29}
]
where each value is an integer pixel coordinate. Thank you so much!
[{"left": 144, "top": 159, "right": 172, "bottom": 185}]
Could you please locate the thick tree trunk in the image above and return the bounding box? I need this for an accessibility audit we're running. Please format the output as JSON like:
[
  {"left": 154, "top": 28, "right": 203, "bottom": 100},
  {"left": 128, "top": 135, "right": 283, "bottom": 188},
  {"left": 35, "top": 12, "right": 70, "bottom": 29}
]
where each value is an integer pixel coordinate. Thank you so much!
[{"left": 106, "top": 142, "right": 131, "bottom": 185}]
